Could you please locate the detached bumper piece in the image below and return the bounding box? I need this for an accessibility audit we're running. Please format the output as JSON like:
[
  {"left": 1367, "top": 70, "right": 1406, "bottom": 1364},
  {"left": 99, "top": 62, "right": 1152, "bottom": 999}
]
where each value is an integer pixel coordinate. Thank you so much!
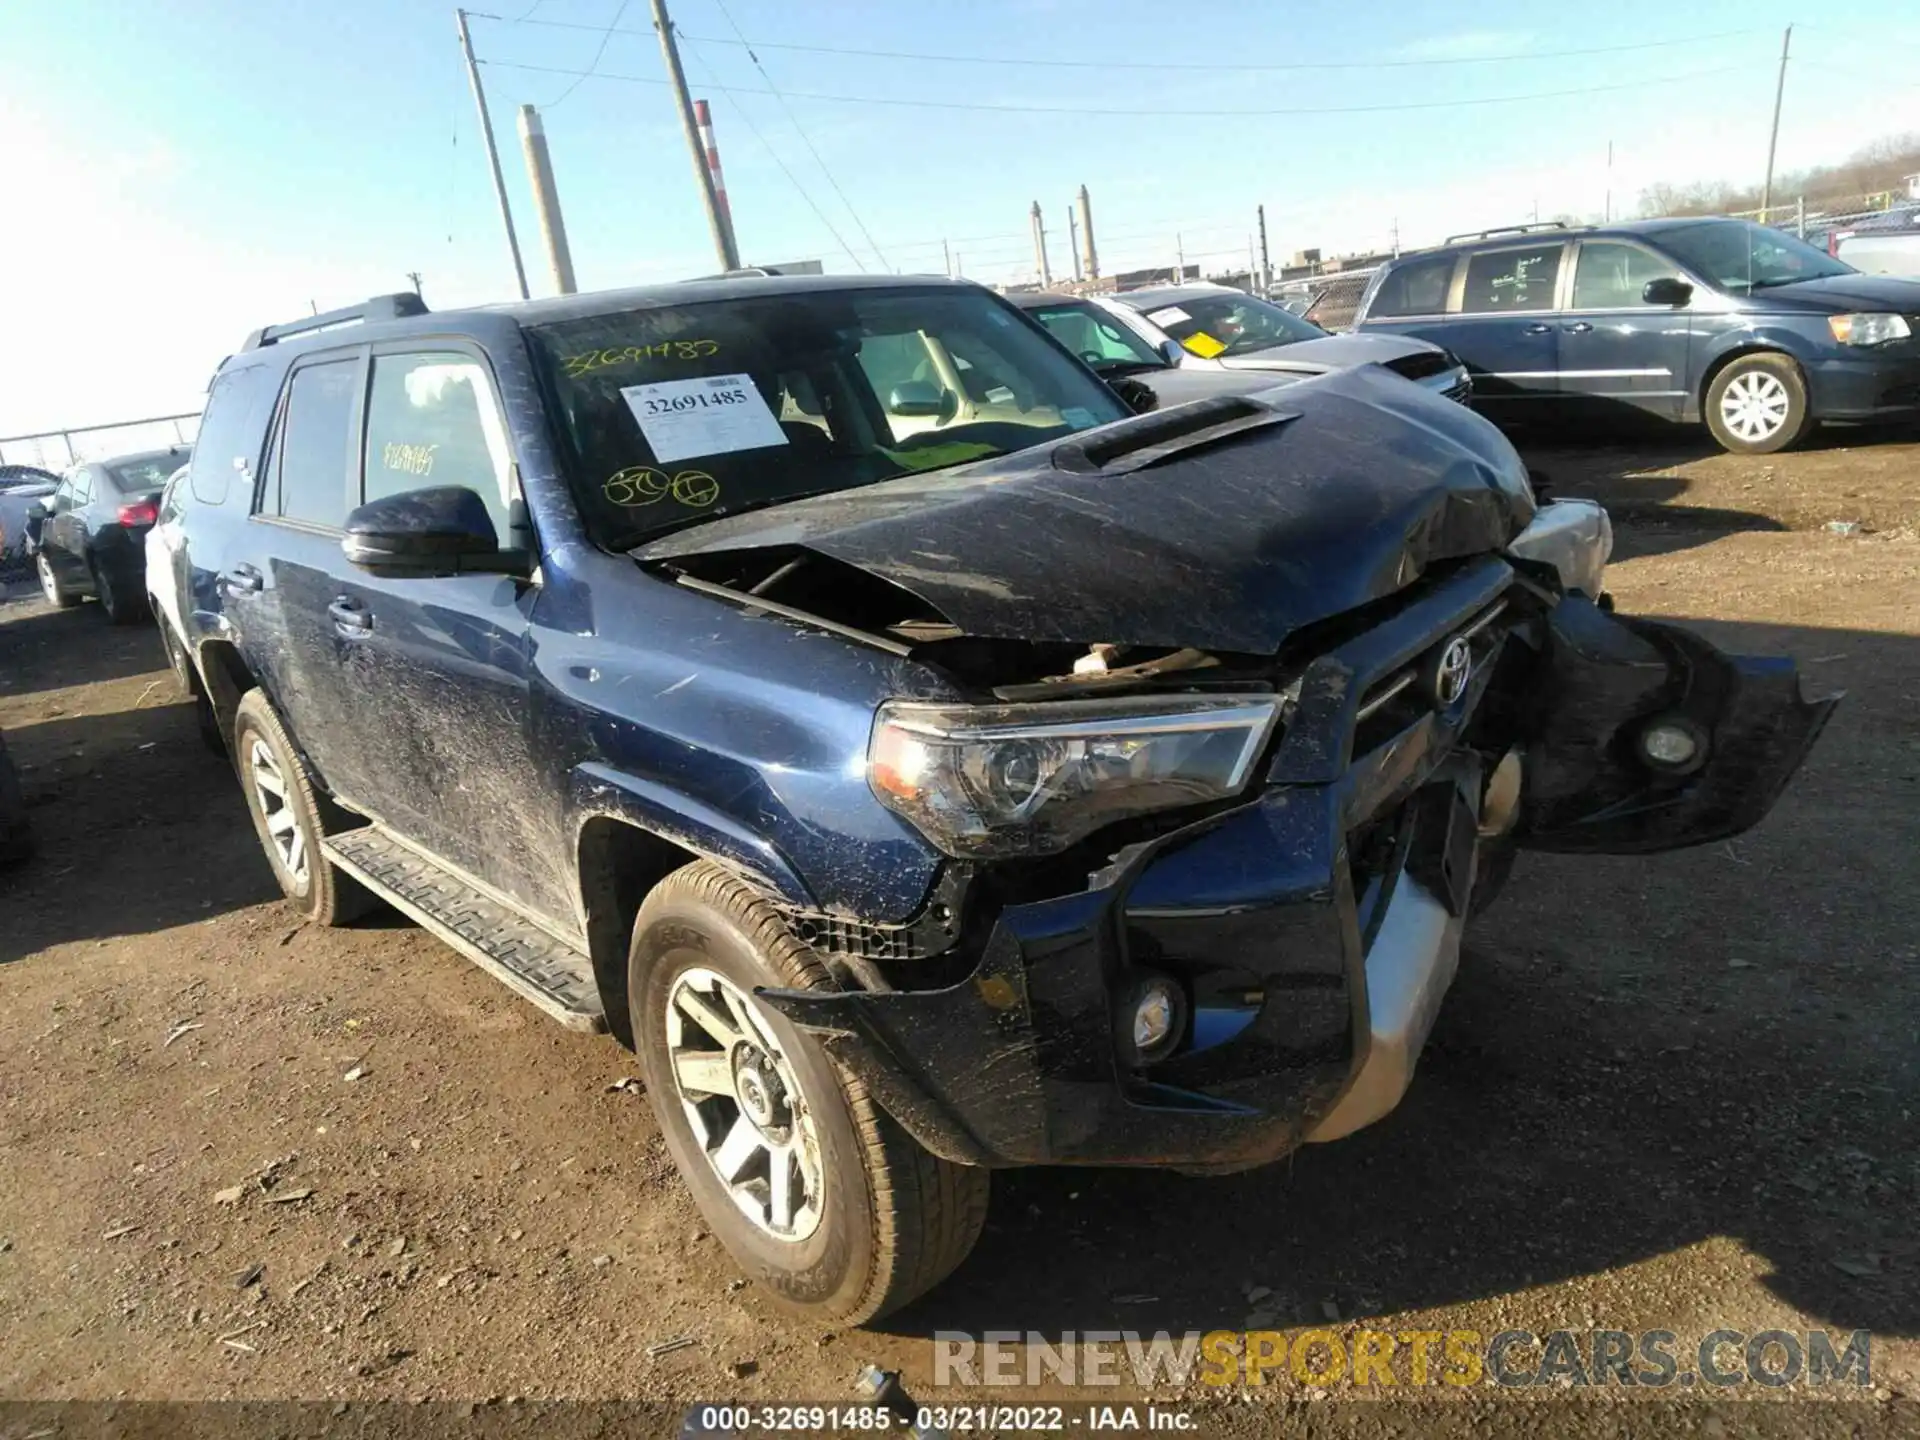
[
  {"left": 1516, "top": 596, "right": 1839, "bottom": 854},
  {"left": 760, "top": 560, "right": 1518, "bottom": 1171}
]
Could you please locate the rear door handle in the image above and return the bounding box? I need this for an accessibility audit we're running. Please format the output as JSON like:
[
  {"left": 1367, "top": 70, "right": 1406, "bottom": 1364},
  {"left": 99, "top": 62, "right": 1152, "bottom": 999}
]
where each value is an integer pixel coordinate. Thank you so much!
[
  {"left": 327, "top": 596, "right": 373, "bottom": 638},
  {"left": 1562, "top": 321, "right": 1594, "bottom": 334},
  {"left": 220, "top": 564, "right": 263, "bottom": 596},
  {"left": 1524, "top": 323, "right": 1554, "bottom": 335}
]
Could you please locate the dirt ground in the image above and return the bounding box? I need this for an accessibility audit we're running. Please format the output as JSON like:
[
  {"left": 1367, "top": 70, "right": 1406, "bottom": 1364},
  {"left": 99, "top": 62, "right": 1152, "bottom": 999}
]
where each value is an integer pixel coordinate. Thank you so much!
[{"left": 1, "top": 423, "right": 1916, "bottom": 1435}]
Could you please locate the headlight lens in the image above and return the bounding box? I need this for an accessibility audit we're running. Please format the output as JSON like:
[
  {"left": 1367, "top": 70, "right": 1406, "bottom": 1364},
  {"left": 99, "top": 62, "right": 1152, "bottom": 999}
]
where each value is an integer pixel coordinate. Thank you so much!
[
  {"left": 1828, "top": 313, "right": 1912, "bottom": 346},
  {"left": 869, "top": 695, "right": 1280, "bottom": 858}
]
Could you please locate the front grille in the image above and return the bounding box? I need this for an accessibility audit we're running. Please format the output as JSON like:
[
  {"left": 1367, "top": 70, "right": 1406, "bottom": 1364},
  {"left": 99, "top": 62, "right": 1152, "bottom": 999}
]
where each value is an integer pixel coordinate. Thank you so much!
[
  {"left": 1352, "top": 599, "right": 1510, "bottom": 749},
  {"left": 784, "top": 910, "right": 929, "bottom": 963}
]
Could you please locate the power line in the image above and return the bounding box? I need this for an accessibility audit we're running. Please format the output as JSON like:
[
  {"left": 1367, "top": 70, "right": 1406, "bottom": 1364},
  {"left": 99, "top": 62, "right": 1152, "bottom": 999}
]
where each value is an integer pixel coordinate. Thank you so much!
[
  {"left": 468, "top": 13, "right": 1762, "bottom": 72},
  {"left": 476, "top": 58, "right": 1758, "bottom": 118},
  {"left": 707, "top": 0, "right": 892, "bottom": 271},
  {"left": 541, "top": 0, "right": 633, "bottom": 109},
  {"left": 674, "top": 37, "right": 870, "bottom": 271}
]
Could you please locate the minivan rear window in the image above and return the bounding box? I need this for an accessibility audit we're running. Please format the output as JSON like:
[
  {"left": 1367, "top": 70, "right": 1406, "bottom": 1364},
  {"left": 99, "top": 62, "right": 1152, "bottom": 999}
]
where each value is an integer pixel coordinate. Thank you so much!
[{"left": 1368, "top": 255, "right": 1454, "bottom": 319}]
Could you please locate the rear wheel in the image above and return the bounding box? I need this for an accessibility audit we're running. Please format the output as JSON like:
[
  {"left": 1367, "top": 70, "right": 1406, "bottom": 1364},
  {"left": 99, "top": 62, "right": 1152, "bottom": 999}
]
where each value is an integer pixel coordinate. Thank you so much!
[
  {"left": 232, "top": 689, "right": 373, "bottom": 926},
  {"left": 1704, "top": 353, "right": 1813, "bottom": 454},
  {"left": 36, "top": 552, "right": 78, "bottom": 608},
  {"left": 91, "top": 558, "right": 144, "bottom": 624},
  {"left": 629, "top": 861, "right": 989, "bottom": 1325}
]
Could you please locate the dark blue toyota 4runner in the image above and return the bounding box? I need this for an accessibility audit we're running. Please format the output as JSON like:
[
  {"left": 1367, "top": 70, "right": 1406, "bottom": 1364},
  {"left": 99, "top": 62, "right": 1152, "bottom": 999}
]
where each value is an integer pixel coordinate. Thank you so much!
[{"left": 154, "top": 276, "right": 1834, "bottom": 1323}]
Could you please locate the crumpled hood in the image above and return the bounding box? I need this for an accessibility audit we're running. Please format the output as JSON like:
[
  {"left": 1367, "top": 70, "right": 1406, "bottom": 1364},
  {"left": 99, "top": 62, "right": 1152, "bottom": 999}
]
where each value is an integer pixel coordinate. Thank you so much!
[
  {"left": 1217, "top": 331, "right": 1444, "bottom": 373},
  {"left": 638, "top": 365, "right": 1535, "bottom": 656}
]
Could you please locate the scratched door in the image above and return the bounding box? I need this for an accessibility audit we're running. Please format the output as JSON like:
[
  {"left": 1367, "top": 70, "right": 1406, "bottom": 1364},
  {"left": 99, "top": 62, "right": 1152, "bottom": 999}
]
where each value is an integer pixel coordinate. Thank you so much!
[{"left": 322, "top": 345, "right": 567, "bottom": 922}]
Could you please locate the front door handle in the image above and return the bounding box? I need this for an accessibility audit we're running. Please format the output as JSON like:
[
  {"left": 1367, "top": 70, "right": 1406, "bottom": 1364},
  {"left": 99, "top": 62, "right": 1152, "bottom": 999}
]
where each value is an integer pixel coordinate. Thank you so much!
[
  {"left": 220, "top": 564, "right": 263, "bottom": 596},
  {"left": 1524, "top": 323, "right": 1554, "bottom": 335},
  {"left": 1562, "top": 321, "right": 1594, "bottom": 334},
  {"left": 327, "top": 596, "right": 373, "bottom": 638}
]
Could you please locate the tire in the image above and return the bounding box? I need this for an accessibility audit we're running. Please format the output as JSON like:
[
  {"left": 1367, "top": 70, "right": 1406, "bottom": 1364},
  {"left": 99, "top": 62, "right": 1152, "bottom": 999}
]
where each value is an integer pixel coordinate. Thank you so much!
[
  {"left": 629, "top": 861, "right": 989, "bottom": 1325},
  {"left": 91, "top": 557, "right": 145, "bottom": 624},
  {"left": 159, "top": 623, "right": 226, "bottom": 755},
  {"left": 1704, "top": 353, "right": 1814, "bottom": 455},
  {"left": 36, "top": 552, "right": 79, "bottom": 608},
  {"left": 232, "top": 689, "right": 373, "bottom": 926}
]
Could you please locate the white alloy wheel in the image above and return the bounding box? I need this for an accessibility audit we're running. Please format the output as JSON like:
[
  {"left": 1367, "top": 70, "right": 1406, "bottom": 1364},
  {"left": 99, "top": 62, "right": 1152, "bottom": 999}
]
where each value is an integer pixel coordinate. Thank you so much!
[
  {"left": 1718, "top": 369, "right": 1791, "bottom": 443},
  {"left": 248, "top": 736, "right": 308, "bottom": 887}
]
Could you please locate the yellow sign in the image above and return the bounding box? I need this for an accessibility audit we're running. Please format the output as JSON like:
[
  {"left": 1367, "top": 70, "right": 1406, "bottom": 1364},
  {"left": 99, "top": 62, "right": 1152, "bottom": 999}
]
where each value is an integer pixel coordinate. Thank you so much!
[{"left": 1181, "top": 332, "right": 1228, "bottom": 359}]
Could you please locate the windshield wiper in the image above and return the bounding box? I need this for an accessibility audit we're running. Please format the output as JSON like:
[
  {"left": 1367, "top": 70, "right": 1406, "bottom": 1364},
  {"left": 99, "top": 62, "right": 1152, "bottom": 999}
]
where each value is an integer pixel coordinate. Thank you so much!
[
  {"left": 623, "top": 485, "right": 871, "bottom": 550},
  {"left": 1095, "top": 358, "right": 1167, "bottom": 377},
  {"left": 1748, "top": 277, "right": 1805, "bottom": 290}
]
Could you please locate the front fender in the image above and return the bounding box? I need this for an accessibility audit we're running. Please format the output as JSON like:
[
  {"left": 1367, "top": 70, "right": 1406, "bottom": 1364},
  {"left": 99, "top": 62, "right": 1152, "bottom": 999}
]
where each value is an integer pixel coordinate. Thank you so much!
[
  {"left": 567, "top": 761, "right": 815, "bottom": 906},
  {"left": 1515, "top": 596, "right": 1838, "bottom": 854}
]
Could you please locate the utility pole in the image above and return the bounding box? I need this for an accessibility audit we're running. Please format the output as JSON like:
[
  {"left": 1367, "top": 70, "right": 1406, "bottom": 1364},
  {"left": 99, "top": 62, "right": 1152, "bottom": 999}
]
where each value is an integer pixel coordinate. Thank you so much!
[
  {"left": 406, "top": 270, "right": 423, "bottom": 296},
  {"left": 942, "top": 238, "right": 952, "bottom": 278},
  {"left": 1077, "top": 184, "right": 1098, "bottom": 280},
  {"left": 1604, "top": 140, "right": 1614, "bottom": 223},
  {"left": 651, "top": 0, "right": 740, "bottom": 271},
  {"left": 517, "top": 105, "right": 578, "bottom": 294},
  {"left": 693, "top": 100, "right": 740, "bottom": 263},
  {"left": 1256, "top": 204, "right": 1271, "bottom": 295},
  {"left": 1175, "top": 233, "right": 1184, "bottom": 285},
  {"left": 1390, "top": 216, "right": 1400, "bottom": 257},
  {"left": 454, "top": 7, "right": 529, "bottom": 300},
  {"left": 1066, "top": 206, "right": 1082, "bottom": 283},
  {"left": 1760, "top": 25, "right": 1793, "bottom": 225},
  {"left": 1029, "top": 202, "right": 1051, "bottom": 286}
]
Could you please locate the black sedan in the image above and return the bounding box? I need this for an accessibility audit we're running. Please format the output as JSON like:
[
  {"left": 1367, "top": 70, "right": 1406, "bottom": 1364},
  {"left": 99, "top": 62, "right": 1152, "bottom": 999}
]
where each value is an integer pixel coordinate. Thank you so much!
[{"left": 33, "top": 446, "right": 188, "bottom": 623}]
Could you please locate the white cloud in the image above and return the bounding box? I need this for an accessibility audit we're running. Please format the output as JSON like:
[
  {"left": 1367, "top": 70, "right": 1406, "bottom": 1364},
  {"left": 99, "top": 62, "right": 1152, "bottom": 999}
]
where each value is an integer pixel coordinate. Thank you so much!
[{"left": 1393, "top": 30, "right": 1536, "bottom": 62}]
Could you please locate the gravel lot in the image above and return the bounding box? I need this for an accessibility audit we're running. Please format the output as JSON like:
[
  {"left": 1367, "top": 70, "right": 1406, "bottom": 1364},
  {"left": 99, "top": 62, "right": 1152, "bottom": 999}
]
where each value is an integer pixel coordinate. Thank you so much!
[{"left": 1, "top": 423, "right": 1915, "bottom": 1436}]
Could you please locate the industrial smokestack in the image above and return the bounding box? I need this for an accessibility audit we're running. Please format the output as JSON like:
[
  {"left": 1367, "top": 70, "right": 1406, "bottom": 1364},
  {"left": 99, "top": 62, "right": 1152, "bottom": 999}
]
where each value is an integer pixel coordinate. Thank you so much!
[
  {"left": 693, "top": 99, "right": 739, "bottom": 264},
  {"left": 1077, "top": 185, "right": 1098, "bottom": 279},
  {"left": 516, "top": 105, "right": 577, "bottom": 294},
  {"left": 1030, "top": 201, "right": 1052, "bottom": 287}
]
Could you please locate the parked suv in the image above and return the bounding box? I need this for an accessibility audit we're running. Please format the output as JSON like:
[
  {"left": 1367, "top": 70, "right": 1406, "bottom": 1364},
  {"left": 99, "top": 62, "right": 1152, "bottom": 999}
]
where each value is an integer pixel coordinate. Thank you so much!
[
  {"left": 1353, "top": 217, "right": 1920, "bottom": 453},
  {"left": 155, "top": 279, "right": 1831, "bottom": 1324}
]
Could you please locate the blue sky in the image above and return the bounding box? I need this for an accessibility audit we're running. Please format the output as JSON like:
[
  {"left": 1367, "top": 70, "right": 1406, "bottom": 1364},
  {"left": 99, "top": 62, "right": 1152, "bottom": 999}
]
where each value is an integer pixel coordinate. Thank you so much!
[{"left": 3, "top": 0, "right": 1918, "bottom": 435}]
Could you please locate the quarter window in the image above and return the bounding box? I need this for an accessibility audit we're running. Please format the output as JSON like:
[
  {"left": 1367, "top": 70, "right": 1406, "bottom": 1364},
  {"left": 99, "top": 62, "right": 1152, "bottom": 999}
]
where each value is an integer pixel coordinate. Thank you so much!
[
  {"left": 1571, "top": 242, "right": 1680, "bottom": 309},
  {"left": 1368, "top": 255, "right": 1454, "bottom": 319},
  {"left": 190, "top": 363, "right": 274, "bottom": 506},
  {"left": 1460, "top": 245, "right": 1563, "bottom": 314},
  {"left": 362, "top": 352, "right": 514, "bottom": 538},
  {"left": 270, "top": 359, "right": 357, "bottom": 529}
]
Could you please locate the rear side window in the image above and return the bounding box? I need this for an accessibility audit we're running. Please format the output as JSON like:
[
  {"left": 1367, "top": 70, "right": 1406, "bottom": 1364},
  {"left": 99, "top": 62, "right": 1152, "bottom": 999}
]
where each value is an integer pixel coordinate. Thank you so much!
[
  {"left": 1461, "top": 245, "right": 1562, "bottom": 314},
  {"left": 361, "top": 352, "right": 515, "bottom": 539},
  {"left": 1367, "top": 255, "right": 1454, "bottom": 319},
  {"left": 191, "top": 363, "right": 275, "bottom": 506},
  {"left": 268, "top": 360, "right": 357, "bottom": 529},
  {"left": 1571, "top": 242, "right": 1679, "bottom": 309}
]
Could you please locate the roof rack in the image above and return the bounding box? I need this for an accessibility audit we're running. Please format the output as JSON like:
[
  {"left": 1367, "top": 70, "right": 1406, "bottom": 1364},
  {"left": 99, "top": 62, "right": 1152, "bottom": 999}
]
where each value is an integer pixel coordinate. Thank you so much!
[
  {"left": 242, "top": 292, "right": 430, "bottom": 351},
  {"left": 1441, "top": 221, "right": 1573, "bottom": 245}
]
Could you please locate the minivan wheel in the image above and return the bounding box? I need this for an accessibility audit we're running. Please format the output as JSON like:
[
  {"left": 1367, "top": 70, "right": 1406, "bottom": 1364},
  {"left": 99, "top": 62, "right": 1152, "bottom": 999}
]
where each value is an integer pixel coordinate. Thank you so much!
[
  {"left": 36, "top": 552, "right": 78, "bottom": 608},
  {"left": 629, "top": 861, "right": 989, "bottom": 1325},
  {"left": 1704, "top": 353, "right": 1813, "bottom": 454},
  {"left": 232, "top": 689, "right": 374, "bottom": 926}
]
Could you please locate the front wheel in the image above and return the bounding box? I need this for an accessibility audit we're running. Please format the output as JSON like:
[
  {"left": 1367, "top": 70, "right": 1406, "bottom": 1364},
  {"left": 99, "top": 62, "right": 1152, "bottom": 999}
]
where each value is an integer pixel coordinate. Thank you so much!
[
  {"left": 36, "top": 552, "right": 78, "bottom": 608},
  {"left": 629, "top": 861, "right": 989, "bottom": 1325},
  {"left": 1704, "top": 353, "right": 1813, "bottom": 454}
]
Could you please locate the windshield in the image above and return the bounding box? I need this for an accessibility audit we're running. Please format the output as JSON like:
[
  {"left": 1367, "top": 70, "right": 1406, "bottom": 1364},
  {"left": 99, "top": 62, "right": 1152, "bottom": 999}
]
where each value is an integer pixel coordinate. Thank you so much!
[
  {"left": 107, "top": 454, "right": 185, "bottom": 492},
  {"left": 530, "top": 286, "right": 1129, "bottom": 549},
  {"left": 1023, "top": 301, "right": 1167, "bottom": 373},
  {"left": 1132, "top": 292, "right": 1327, "bottom": 359},
  {"left": 1655, "top": 219, "right": 1855, "bottom": 294}
]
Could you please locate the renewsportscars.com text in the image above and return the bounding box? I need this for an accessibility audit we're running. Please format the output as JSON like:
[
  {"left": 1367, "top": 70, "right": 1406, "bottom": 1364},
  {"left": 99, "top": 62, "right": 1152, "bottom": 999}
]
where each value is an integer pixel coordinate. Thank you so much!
[{"left": 933, "top": 1327, "right": 1872, "bottom": 1390}]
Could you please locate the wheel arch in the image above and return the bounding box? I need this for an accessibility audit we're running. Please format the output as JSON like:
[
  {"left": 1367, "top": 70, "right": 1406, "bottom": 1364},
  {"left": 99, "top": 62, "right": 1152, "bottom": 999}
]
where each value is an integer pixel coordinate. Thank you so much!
[
  {"left": 195, "top": 639, "right": 258, "bottom": 752},
  {"left": 576, "top": 815, "right": 703, "bottom": 1048}
]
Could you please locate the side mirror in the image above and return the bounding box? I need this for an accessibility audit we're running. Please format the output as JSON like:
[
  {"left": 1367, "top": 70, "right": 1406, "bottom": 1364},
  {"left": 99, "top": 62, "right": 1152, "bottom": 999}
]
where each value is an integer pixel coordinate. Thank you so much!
[
  {"left": 25, "top": 499, "right": 50, "bottom": 520},
  {"left": 1642, "top": 277, "right": 1693, "bottom": 307},
  {"left": 1158, "top": 340, "right": 1186, "bottom": 366},
  {"left": 1108, "top": 376, "right": 1159, "bottom": 415},
  {"left": 887, "top": 381, "right": 954, "bottom": 419},
  {"left": 341, "top": 486, "right": 526, "bottom": 578}
]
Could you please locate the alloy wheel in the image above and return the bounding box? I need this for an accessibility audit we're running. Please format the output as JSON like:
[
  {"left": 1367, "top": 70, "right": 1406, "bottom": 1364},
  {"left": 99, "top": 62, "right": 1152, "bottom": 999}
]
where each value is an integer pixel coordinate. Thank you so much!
[
  {"left": 36, "top": 553, "right": 58, "bottom": 604},
  {"left": 1719, "top": 371, "right": 1791, "bottom": 443},
  {"left": 665, "top": 966, "right": 825, "bottom": 1243},
  {"left": 248, "top": 737, "right": 308, "bottom": 886}
]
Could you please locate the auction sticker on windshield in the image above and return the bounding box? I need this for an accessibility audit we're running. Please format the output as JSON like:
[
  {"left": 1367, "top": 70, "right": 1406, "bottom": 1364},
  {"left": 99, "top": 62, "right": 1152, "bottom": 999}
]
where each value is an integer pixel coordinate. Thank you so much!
[
  {"left": 619, "top": 374, "right": 788, "bottom": 463},
  {"left": 1147, "top": 306, "right": 1192, "bottom": 326}
]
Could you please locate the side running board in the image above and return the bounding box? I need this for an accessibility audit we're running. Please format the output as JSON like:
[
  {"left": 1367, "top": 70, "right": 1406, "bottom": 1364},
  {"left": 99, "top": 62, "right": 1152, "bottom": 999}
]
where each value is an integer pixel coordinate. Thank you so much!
[{"left": 322, "top": 827, "right": 605, "bottom": 1032}]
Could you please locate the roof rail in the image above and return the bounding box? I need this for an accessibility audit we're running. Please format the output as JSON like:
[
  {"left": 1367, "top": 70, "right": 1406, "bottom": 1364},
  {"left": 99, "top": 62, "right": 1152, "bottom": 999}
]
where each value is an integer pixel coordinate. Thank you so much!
[
  {"left": 241, "top": 292, "right": 430, "bottom": 351},
  {"left": 1441, "top": 221, "right": 1573, "bottom": 245}
]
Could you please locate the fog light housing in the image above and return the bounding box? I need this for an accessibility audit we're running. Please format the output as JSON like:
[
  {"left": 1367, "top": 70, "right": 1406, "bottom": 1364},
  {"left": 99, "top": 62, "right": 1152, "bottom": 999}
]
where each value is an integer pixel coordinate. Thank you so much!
[
  {"left": 1638, "top": 716, "right": 1706, "bottom": 773},
  {"left": 1119, "top": 974, "right": 1185, "bottom": 1065}
]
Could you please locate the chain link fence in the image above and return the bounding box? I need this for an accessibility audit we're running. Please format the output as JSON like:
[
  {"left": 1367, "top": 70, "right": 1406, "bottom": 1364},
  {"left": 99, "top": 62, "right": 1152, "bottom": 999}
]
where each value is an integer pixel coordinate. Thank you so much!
[{"left": 0, "top": 412, "right": 201, "bottom": 473}]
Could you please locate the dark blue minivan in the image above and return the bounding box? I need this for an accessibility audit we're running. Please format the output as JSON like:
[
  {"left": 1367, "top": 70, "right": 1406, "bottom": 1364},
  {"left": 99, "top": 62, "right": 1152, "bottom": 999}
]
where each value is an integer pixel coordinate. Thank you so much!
[{"left": 1353, "top": 217, "right": 1920, "bottom": 452}]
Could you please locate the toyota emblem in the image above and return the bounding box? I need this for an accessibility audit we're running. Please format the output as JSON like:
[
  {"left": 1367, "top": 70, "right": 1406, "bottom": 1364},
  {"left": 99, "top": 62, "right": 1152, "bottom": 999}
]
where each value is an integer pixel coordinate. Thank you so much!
[{"left": 1430, "top": 637, "right": 1473, "bottom": 707}]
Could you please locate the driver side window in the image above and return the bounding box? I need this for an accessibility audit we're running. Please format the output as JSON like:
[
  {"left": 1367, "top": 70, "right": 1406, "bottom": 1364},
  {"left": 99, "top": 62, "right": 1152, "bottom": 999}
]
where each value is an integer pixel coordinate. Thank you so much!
[{"left": 361, "top": 352, "right": 516, "bottom": 540}]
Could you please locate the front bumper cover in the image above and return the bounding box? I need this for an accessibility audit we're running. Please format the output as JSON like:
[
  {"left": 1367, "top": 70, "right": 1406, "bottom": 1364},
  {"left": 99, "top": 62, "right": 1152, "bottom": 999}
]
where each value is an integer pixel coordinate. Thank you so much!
[{"left": 760, "top": 560, "right": 1836, "bottom": 1171}]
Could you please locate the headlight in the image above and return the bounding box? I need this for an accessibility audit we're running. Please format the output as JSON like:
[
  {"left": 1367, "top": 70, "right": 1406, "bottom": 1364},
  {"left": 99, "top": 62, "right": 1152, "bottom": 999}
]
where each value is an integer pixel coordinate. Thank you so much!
[
  {"left": 868, "top": 695, "right": 1280, "bottom": 858},
  {"left": 1828, "top": 313, "right": 1912, "bottom": 346}
]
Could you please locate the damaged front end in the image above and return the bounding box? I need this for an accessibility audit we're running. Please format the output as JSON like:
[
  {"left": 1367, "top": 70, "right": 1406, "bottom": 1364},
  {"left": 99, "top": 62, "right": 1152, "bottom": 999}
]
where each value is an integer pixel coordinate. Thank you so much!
[{"left": 641, "top": 380, "right": 1835, "bottom": 1171}]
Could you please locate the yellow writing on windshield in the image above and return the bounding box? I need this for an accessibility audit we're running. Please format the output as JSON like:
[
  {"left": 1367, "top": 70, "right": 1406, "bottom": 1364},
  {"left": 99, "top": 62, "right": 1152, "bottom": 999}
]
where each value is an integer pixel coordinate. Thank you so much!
[
  {"left": 382, "top": 442, "right": 439, "bottom": 476},
  {"left": 563, "top": 340, "right": 720, "bottom": 379},
  {"left": 604, "top": 466, "right": 721, "bottom": 508},
  {"left": 1182, "top": 332, "right": 1228, "bottom": 359}
]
